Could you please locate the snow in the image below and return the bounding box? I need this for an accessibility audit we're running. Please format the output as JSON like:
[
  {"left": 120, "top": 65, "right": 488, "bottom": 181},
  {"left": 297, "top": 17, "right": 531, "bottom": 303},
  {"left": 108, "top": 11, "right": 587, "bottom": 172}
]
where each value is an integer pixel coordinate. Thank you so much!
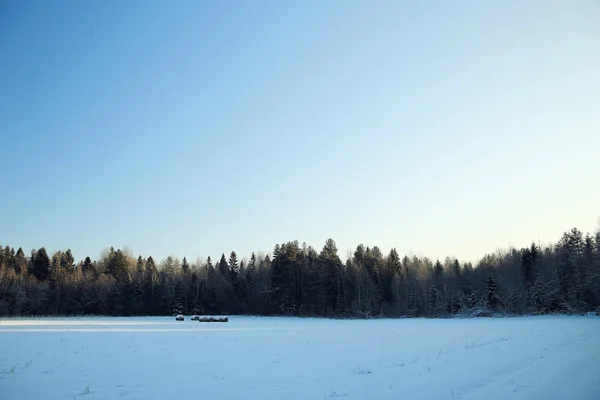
[{"left": 1, "top": 316, "right": 599, "bottom": 400}]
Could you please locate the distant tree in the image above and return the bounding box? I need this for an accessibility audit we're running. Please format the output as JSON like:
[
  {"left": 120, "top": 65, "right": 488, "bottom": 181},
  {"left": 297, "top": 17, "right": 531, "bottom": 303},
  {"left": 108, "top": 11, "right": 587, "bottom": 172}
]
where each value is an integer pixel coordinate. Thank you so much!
[
  {"left": 452, "top": 259, "right": 461, "bottom": 278},
  {"left": 246, "top": 252, "right": 256, "bottom": 287},
  {"left": 556, "top": 228, "right": 585, "bottom": 310},
  {"left": 218, "top": 254, "right": 228, "bottom": 277},
  {"left": 1, "top": 220, "right": 599, "bottom": 318},
  {"left": 451, "top": 292, "right": 463, "bottom": 314},
  {"left": 429, "top": 286, "right": 440, "bottom": 314},
  {"left": 144, "top": 256, "right": 159, "bottom": 313},
  {"left": 107, "top": 249, "right": 130, "bottom": 283},
  {"left": 521, "top": 242, "right": 539, "bottom": 290},
  {"left": 14, "top": 247, "right": 27, "bottom": 276},
  {"left": 319, "top": 239, "right": 343, "bottom": 314},
  {"left": 433, "top": 260, "right": 444, "bottom": 284},
  {"left": 228, "top": 251, "right": 239, "bottom": 283},
  {"left": 177, "top": 279, "right": 186, "bottom": 314},
  {"left": 32, "top": 247, "right": 51, "bottom": 281},
  {"left": 484, "top": 273, "right": 502, "bottom": 310},
  {"left": 82, "top": 256, "right": 94, "bottom": 275},
  {"left": 62, "top": 249, "right": 75, "bottom": 270},
  {"left": 181, "top": 257, "right": 190, "bottom": 274}
]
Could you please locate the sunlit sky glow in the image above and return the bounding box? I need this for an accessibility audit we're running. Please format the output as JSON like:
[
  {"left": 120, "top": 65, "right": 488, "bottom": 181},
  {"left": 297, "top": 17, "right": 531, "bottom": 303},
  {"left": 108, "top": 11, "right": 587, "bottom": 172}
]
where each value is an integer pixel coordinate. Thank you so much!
[{"left": 1, "top": 1, "right": 599, "bottom": 264}]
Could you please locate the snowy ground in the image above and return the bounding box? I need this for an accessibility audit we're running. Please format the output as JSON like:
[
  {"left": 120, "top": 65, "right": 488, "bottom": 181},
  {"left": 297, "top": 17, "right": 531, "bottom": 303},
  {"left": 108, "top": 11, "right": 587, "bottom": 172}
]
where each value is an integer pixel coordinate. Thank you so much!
[{"left": 1, "top": 316, "right": 599, "bottom": 400}]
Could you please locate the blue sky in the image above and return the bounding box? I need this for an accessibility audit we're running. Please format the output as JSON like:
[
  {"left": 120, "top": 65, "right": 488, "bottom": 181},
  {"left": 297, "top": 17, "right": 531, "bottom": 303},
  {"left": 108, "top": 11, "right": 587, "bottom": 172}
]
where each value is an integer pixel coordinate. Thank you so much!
[{"left": 1, "top": 1, "right": 599, "bottom": 264}]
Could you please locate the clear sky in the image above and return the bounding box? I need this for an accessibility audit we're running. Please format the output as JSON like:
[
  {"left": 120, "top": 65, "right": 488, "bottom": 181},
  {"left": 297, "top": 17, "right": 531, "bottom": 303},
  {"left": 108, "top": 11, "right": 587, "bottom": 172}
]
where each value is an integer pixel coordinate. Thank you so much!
[{"left": 1, "top": 1, "right": 599, "bottom": 264}]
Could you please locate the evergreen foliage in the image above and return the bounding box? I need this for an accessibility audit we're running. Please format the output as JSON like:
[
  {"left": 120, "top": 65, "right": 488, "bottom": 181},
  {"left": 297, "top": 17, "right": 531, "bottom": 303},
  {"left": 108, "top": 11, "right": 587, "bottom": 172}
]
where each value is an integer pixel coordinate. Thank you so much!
[{"left": 0, "top": 224, "right": 599, "bottom": 317}]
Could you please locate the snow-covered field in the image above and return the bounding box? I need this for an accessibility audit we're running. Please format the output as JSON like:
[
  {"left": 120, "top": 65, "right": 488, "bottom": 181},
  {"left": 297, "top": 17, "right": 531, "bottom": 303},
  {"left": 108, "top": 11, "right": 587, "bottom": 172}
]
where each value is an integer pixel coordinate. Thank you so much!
[{"left": 1, "top": 316, "right": 599, "bottom": 400}]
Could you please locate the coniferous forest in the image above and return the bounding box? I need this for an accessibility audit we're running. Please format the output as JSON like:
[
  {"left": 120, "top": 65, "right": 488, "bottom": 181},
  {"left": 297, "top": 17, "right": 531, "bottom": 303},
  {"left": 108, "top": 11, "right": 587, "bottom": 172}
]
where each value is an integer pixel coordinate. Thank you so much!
[{"left": 1, "top": 225, "right": 599, "bottom": 318}]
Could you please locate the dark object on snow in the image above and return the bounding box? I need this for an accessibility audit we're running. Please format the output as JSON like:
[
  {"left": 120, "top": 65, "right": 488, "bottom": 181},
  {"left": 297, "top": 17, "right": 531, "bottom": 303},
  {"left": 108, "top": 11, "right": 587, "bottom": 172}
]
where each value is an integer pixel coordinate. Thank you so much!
[
  {"left": 191, "top": 315, "right": 200, "bottom": 321},
  {"left": 199, "top": 316, "right": 228, "bottom": 322},
  {"left": 175, "top": 314, "right": 185, "bottom": 321}
]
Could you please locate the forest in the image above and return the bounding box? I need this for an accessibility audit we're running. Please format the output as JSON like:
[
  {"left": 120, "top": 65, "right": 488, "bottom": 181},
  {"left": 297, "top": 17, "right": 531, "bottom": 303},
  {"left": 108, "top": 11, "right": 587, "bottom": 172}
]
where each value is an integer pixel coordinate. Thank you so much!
[{"left": 1, "top": 225, "right": 599, "bottom": 318}]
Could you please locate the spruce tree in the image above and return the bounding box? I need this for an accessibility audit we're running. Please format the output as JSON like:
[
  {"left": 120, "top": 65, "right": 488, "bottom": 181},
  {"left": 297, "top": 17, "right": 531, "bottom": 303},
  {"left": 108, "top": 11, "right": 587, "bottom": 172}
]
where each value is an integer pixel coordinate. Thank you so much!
[
  {"left": 218, "top": 254, "right": 228, "bottom": 277},
  {"left": 429, "top": 286, "right": 440, "bottom": 314},
  {"left": 228, "top": 251, "right": 239, "bottom": 282},
  {"left": 451, "top": 292, "right": 463, "bottom": 314},
  {"left": 484, "top": 273, "right": 501, "bottom": 310},
  {"left": 172, "top": 280, "right": 184, "bottom": 315},
  {"left": 181, "top": 257, "right": 190, "bottom": 274},
  {"left": 32, "top": 247, "right": 51, "bottom": 281},
  {"left": 465, "top": 292, "right": 477, "bottom": 309},
  {"left": 107, "top": 249, "right": 130, "bottom": 283},
  {"left": 82, "top": 256, "right": 93, "bottom": 275},
  {"left": 434, "top": 260, "right": 444, "bottom": 284},
  {"left": 531, "top": 273, "right": 546, "bottom": 313},
  {"left": 452, "top": 259, "right": 461, "bottom": 278},
  {"left": 144, "top": 256, "right": 158, "bottom": 313},
  {"left": 191, "top": 296, "right": 204, "bottom": 315},
  {"left": 246, "top": 252, "right": 256, "bottom": 287}
]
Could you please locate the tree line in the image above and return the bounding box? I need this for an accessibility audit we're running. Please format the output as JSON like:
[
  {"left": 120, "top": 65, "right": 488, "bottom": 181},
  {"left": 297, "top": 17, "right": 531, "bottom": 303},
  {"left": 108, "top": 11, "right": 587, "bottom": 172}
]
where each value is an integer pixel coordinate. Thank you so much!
[{"left": 1, "top": 224, "right": 599, "bottom": 317}]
